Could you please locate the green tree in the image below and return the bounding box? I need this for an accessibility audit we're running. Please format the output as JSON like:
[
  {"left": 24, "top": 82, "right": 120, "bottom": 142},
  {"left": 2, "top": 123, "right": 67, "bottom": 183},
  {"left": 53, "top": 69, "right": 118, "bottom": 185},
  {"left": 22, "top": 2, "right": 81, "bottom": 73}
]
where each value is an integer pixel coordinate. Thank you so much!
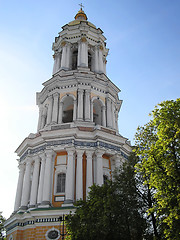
[
  {"left": 66, "top": 159, "right": 147, "bottom": 240},
  {"left": 135, "top": 98, "right": 180, "bottom": 239},
  {"left": 0, "top": 213, "right": 6, "bottom": 240}
]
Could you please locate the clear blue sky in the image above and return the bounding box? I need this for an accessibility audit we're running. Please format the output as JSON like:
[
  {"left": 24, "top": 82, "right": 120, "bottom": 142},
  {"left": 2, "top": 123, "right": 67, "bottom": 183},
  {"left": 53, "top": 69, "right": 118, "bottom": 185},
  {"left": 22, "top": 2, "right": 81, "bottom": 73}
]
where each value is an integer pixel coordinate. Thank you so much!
[{"left": 0, "top": 0, "right": 180, "bottom": 218}]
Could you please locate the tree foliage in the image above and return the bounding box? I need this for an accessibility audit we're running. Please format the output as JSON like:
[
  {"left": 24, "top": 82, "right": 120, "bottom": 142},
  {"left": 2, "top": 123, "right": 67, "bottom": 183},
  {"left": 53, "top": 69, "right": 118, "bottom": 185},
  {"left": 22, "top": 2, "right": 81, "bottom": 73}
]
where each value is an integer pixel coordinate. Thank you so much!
[
  {"left": 66, "top": 158, "right": 147, "bottom": 240},
  {"left": 135, "top": 98, "right": 180, "bottom": 239},
  {"left": 0, "top": 213, "right": 6, "bottom": 240}
]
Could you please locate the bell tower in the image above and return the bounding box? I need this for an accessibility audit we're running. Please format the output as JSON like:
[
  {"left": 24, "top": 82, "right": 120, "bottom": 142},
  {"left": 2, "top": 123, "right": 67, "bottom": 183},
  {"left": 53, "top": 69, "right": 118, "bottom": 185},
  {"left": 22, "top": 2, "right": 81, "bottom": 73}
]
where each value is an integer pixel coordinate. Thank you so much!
[{"left": 5, "top": 8, "right": 131, "bottom": 240}]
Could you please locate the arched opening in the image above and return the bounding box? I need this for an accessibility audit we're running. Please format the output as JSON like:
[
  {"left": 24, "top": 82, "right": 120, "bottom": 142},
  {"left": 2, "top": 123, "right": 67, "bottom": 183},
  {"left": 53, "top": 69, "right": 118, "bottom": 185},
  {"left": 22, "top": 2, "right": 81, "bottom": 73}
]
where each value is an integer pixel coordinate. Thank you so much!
[
  {"left": 88, "top": 51, "right": 92, "bottom": 70},
  {"left": 93, "top": 99, "right": 102, "bottom": 125},
  {"left": 62, "top": 96, "right": 74, "bottom": 123},
  {"left": 57, "top": 173, "right": 66, "bottom": 193},
  {"left": 72, "top": 50, "right": 78, "bottom": 70}
]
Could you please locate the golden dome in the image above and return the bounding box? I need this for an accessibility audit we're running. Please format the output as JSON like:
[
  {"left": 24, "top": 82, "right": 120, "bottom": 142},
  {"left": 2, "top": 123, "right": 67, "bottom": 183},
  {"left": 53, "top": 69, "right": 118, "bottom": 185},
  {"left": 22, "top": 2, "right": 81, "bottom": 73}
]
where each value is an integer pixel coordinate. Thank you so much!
[{"left": 74, "top": 8, "right": 88, "bottom": 20}]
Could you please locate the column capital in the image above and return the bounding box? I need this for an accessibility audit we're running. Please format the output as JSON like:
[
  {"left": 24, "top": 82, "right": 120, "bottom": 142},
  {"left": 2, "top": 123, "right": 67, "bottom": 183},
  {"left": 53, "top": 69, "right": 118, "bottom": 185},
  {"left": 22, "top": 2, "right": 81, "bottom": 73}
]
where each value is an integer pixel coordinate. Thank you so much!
[
  {"left": 18, "top": 163, "right": 25, "bottom": 171},
  {"left": 33, "top": 155, "right": 40, "bottom": 164},
  {"left": 39, "top": 152, "right": 46, "bottom": 160},
  {"left": 25, "top": 156, "right": 33, "bottom": 165},
  {"left": 95, "top": 149, "right": 104, "bottom": 157},
  {"left": 86, "top": 150, "right": 94, "bottom": 157},
  {"left": 53, "top": 92, "right": 59, "bottom": 98},
  {"left": 45, "top": 149, "right": 55, "bottom": 158},
  {"left": 48, "top": 95, "right": 53, "bottom": 100},
  {"left": 76, "top": 149, "right": 85, "bottom": 156},
  {"left": 78, "top": 88, "right": 84, "bottom": 94},
  {"left": 85, "top": 89, "right": 91, "bottom": 94},
  {"left": 66, "top": 148, "right": 75, "bottom": 156}
]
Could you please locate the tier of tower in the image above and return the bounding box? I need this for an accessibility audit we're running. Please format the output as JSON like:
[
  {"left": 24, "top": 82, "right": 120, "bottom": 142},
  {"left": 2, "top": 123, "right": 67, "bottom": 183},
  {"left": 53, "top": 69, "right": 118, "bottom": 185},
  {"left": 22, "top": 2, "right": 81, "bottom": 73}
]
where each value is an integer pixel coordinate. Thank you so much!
[
  {"left": 37, "top": 89, "right": 121, "bottom": 132},
  {"left": 14, "top": 148, "right": 123, "bottom": 212}
]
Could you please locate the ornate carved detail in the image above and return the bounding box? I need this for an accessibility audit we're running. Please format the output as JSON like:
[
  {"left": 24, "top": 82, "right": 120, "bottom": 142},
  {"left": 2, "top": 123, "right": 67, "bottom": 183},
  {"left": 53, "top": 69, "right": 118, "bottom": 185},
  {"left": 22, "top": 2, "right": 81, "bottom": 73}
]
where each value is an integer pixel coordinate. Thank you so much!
[
  {"left": 61, "top": 41, "right": 66, "bottom": 47},
  {"left": 81, "top": 37, "right": 87, "bottom": 42}
]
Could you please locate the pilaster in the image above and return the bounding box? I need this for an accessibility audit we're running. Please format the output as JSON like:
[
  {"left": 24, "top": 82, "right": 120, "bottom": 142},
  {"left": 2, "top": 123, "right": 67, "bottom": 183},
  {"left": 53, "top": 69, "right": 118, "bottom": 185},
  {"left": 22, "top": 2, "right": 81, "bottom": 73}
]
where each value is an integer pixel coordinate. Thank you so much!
[
  {"left": 46, "top": 95, "right": 53, "bottom": 125},
  {"left": 20, "top": 157, "right": 32, "bottom": 209},
  {"left": 76, "top": 149, "right": 84, "bottom": 200},
  {"left": 85, "top": 90, "right": 91, "bottom": 121},
  {"left": 77, "top": 89, "right": 84, "bottom": 120},
  {"left": 96, "top": 150, "right": 104, "bottom": 186},
  {"left": 42, "top": 150, "right": 55, "bottom": 206},
  {"left": 86, "top": 150, "right": 94, "bottom": 196},
  {"left": 65, "top": 149, "right": 75, "bottom": 203},
  {"left": 52, "top": 93, "right": 59, "bottom": 124},
  {"left": 14, "top": 163, "right": 25, "bottom": 212},
  {"left": 37, "top": 153, "right": 46, "bottom": 205}
]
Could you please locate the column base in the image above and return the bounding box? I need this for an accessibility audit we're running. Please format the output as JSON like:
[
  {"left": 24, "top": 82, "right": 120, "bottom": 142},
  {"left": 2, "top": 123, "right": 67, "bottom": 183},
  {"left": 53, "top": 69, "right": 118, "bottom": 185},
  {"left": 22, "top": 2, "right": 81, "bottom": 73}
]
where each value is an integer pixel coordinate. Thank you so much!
[
  {"left": 20, "top": 206, "right": 28, "bottom": 210},
  {"left": 62, "top": 199, "right": 74, "bottom": 207},
  {"left": 40, "top": 201, "right": 51, "bottom": 208}
]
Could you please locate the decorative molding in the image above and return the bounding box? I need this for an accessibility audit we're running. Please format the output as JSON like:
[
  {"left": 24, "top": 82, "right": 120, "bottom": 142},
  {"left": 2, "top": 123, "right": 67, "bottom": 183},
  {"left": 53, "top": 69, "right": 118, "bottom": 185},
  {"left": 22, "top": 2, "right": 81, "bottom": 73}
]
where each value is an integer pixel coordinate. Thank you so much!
[{"left": 20, "top": 139, "right": 129, "bottom": 161}]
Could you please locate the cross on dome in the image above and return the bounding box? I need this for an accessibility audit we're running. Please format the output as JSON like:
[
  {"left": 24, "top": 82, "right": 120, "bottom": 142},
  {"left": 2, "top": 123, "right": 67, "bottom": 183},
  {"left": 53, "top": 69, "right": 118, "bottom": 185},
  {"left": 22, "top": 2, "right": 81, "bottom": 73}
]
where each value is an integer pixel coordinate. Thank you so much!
[
  {"left": 75, "top": 3, "right": 87, "bottom": 20},
  {"left": 79, "top": 3, "right": 84, "bottom": 10}
]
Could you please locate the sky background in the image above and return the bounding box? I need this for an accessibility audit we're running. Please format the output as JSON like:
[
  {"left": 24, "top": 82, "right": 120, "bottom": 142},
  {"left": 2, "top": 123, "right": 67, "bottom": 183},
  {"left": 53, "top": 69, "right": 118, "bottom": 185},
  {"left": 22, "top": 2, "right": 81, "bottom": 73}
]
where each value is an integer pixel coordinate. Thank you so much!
[{"left": 0, "top": 0, "right": 180, "bottom": 219}]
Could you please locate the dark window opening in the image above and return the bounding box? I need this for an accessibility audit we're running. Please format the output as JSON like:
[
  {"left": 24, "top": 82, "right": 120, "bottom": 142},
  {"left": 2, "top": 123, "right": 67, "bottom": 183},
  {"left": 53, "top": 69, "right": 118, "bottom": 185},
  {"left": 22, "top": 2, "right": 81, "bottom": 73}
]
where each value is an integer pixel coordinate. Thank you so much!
[
  {"left": 57, "top": 173, "right": 66, "bottom": 193},
  {"left": 103, "top": 175, "right": 108, "bottom": 185},
  {"left": 72, "top": 50, "right": 78, "bottom": 70},
  {"left": 88, "top": 52, "right": 92, "bottom": 70},
  {"left": 62, "top": 109, "right": 73, "bottom": 123}
]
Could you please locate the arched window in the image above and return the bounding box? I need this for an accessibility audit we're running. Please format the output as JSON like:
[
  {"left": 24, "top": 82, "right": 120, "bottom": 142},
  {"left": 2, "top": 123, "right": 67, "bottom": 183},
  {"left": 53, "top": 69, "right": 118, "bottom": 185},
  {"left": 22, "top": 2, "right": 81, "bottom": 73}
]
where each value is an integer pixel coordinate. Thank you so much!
[
  {"left": 93, "top": 99, "right": 102, "bottom": 125},
  {"left": 62, "top": 96, "right": 74, "bottom": 123},
  {"left": 57, "top": 173, "right": 66, "bottom": 193},
  {"left": 72, "top": 50, "right": 78, "bottom": 70}
]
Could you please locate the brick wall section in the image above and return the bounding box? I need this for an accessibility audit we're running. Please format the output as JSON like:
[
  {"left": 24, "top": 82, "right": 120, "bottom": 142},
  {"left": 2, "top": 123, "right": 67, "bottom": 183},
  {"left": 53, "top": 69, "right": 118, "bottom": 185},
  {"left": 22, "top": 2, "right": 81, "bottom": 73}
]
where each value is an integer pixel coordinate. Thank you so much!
[{"left": 7, "top": 226, "right": 64, "bottom": 240}]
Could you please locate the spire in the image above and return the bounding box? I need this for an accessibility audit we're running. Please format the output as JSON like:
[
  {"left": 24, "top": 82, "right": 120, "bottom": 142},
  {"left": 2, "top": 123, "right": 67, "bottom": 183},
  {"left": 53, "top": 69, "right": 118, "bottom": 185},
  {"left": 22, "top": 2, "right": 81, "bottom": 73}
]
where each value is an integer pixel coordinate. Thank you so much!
[{"left": 75, "top": 4, "right": 88, "bottom": 20}]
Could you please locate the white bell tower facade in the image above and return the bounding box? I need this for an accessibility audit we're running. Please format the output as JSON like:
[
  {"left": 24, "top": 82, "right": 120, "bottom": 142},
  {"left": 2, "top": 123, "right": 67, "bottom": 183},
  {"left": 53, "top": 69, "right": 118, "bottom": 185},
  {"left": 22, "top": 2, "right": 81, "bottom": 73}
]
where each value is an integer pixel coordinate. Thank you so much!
[{"left": 5, "top": 8, "right": 131, "bottom": 240}]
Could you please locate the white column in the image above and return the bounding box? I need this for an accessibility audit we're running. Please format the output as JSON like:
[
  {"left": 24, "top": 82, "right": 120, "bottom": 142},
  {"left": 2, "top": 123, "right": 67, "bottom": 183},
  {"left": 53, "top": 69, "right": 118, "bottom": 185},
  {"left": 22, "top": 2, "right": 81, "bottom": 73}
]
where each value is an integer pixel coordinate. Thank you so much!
[
  {"left": 41, "top": 105, "right": 48, "bottom": 129},
  {"left": 66, "top": 43, "right": 71, "bottom": 69},
  {"left": 96, "top": 150, "right": 104, "bottom": 186},
  {"left": 37, "top": 153, "right": 46, "bottom": 205},
  {"left": 77, "top": 89, "right": 84, "bottom": 120},
  {"left": 14, "top": 163, "right": 25, "bottom": 212},
  {"left": 65, "top": 149, "right": 75, "bottom": 203},
  {"left": 94, "top": 46, "right": 99, "bottom": 73},
  {"left": 21, "top": 158, "right": 32, "bottom": 209},
  {"left": 52, "top": 93, "right": 59, "bottom": 124},
  {"left": 46, "top": 95, "right": 53, "bottom": 125},
  {"left": 73, "top": 100, "right": 77, "bottom": 121},
  {"left": 85, "top": 90, "right": 90, "bottom": 121},
  {"left": 42, "top": 150, "right": 54, "bottom": 206},
  {"left": 56, "top": 53, "right": 61, "bottom": 72},
  {"left": 90, "top": 100, "right": 94, "bottom": 122},
  {"left": 80, "top": 40, "right": 88, "bottom": 67},
  {"left": 106, "top": 98, "right": 112, "bottom": 128},
  {"left": 112, "top": 101, "right": 116, "bottom": 129},
  {"left": 86, "top": 150, "right": 93, "bottom": 196},
  {"left": 29, "top": 156, "right": 40, "bottom": 207},
  {"left": 52, "top": 53, "right": 60, "bottom": 75},
  {"left": 76, "top": 150, "right": 84, "bottom": 200},
  {"left": 104, "top": 60, "right": 107, "bottom": 75},
  {"left": 77, "top": 41, "right": 81, "bottom": 67},
  {"left": 98, "top": 47, "right": 104, "bottom": 73},
  {"left": 115, "top": 110, "right": 119, "bottom": 131},
  {"left": 37, "top": 105, "right": 43, "bottom": 131},
  {"left": 58, "top": 101, "right": 64, "bottom": 124},
  {"left": 102, "top": 105, "right": 106, "bottom": 127},
  {"left": 61, "top": 44, "right": 67, "bottom": 69}
]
